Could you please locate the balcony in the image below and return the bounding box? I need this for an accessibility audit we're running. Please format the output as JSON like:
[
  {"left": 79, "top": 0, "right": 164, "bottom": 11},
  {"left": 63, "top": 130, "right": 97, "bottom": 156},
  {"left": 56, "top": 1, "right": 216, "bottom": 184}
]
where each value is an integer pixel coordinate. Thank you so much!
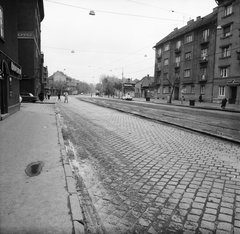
[
  {"left": 198, "top": 74, "right": 208, "bottom": 82},
  {"left": 199, "top": 56, "right": 208, "bottom": 64},
  {"left": 174, "top": 47, "right": 181, "bottom": 53},
  {"left": 174, "top": 62, "right": 180, "bottom": 69},
  {"left": 156, "top": 63, "right": 161, "bottom": 71},
  {"left": 200, "top": 37, "right": 210, "bottom": 45}
]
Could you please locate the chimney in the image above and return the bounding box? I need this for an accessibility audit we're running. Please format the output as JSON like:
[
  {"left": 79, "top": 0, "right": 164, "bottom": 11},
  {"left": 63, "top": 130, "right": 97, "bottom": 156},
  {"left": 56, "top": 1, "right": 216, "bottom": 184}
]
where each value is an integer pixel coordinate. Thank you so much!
[
  {"left": 174, "top": 27, "right": 178, "bottom": 31},
  {"left": 187, "top": 19, "right": 194, "bottom": 25},
  {"left": 196, "top": 16, "right": 201, "bottom": 21}
]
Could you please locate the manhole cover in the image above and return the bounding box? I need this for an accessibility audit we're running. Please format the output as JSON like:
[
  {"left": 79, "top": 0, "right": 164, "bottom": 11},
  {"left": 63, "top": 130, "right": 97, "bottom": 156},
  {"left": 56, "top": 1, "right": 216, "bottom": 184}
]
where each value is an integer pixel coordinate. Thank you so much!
[{"left": 25, "top": 161, "right": 44, "bottom": 177}]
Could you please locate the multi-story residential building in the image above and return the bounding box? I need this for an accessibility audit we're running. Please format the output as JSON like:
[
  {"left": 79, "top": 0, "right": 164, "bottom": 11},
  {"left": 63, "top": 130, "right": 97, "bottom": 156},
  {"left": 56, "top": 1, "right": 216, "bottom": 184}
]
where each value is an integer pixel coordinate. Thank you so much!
[
  {"left": 153, "top": 0, "right": 240, "bottom": 104},
  {"left": 213, "top": 0, "right": 240, "bottom": 104},
  {"left": 0, "top": 0, "right": 22, "bottom": 120},
  {"left": 153, "top": 10, "right": 218, "bottom": 102},
  {"left": 17, "top": 0, "right": 44, "bottom": 96}
]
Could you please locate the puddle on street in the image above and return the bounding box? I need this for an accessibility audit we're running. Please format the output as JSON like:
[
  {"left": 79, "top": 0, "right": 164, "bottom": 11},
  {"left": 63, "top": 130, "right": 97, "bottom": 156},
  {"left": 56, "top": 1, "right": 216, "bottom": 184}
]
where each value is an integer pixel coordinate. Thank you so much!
[{"left": 25, "top": 161, "right": 44, "bottom": 177}]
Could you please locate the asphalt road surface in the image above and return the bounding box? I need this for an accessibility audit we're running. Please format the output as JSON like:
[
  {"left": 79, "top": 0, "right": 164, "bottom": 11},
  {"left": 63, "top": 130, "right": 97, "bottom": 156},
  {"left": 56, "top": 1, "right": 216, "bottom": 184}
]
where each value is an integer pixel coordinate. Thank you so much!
[{"left": 57, "top": 96, "right": 240, "bottom": 234}]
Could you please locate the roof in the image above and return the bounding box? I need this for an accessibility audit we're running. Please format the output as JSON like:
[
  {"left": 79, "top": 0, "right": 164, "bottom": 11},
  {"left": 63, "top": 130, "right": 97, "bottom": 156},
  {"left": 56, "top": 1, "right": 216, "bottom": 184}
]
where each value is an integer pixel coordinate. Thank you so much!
[
  {"left": 141, "top": 76, "right": 154, "bottom": 88},
  {"left": 153, "top": 10, "right": 217, "bottom": 48}
]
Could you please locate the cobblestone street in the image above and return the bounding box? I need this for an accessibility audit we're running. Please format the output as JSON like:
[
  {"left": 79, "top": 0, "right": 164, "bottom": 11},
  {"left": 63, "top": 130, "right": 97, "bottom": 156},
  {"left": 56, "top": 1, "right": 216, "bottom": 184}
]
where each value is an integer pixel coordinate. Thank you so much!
[{"left": 58, "top": 98, "right": 240, "bottom": 234}]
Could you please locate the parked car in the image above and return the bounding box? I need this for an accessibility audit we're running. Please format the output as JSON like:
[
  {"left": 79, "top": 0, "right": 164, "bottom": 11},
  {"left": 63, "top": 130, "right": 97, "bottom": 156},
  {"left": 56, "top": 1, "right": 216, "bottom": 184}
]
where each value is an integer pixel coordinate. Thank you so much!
[
  {"left": 122, "top": 93, "right": 133, "bottom": 101},
  {"left": 20, "top": 92, "right": 38, "bottom": 103}
]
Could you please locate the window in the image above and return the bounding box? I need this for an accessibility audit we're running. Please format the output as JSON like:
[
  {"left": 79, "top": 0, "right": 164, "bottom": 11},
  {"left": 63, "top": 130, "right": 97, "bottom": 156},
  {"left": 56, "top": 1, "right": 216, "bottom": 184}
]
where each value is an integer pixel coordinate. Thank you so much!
[
  {"left": 0, "top": 7, "right": 3, "bottom": 38},
  {"left": 163, "top": 73, "right": 168, "bottom": 80},
  {"left": 219, "top": 86, "right": 225, "bottom": 96},
  {"left": 185, "top": 34, "right": 193, "bottom": 43},
  {"left": 224, "top": 4, "right": 232, "bottom": 16},
  {"left": 182, "top": 86, "right": 186, "bottom": 93},
  {"left": 164, "top": 58, "right": 169, "bottom": 66},
  {"left": 220, "top": 67, "right": 229, "bottom": 77},
  {"left": 200, "top": 67, "right": 207, "bottom": 75},
  {"left": 200, "top": 85, "right": 205, "bottom": 94},
  {"left": 201, "top": 48, "right": 208, "bottom": 59},
  {"left": 163, "top": 86, "right": 170, "bottom": 94},
  {"left": 191, "top": 86, "right": 195, "bottom": 94},
  {"left": 203, "top": 29, "right": 209, "bottom": 39},
  {"left": 164, "top": 43, "right": 170, "bottom": 51},
  {"left": 223, "top": 25, "right": 231, "bottom": 37},
  {"left": 185, "top": 52, "right": 191, "bottom": 60},
  {"left": 175, "top": 56, "right": 180, "bottom": 63},
  {"left": 184, "top": 69, "right": 190, "bottom": 78},
  {"left": 222, "top": 46, "right": 231, "bottom": 57},
  {"left": 157, "top": 48, "right": 162, "bottom": 57},
  {"left": 176, "top": 40, "right": 181, "bottom": 49},
  {"left": 175, "top": 72, "right": 180, "bottom": 79},
  {"left": 157, "top": 87, "right": 160, "bottom": 94}
]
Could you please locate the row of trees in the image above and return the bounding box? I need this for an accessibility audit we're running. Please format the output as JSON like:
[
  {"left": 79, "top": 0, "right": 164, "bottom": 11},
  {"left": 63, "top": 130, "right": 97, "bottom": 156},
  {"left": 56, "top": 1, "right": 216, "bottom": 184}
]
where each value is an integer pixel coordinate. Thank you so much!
[
  {"left": 50, "top": 74, "right": 124, "bottom": 96},
  {"left": 95, "top": 75, "right": 123, "bottom": 96}
]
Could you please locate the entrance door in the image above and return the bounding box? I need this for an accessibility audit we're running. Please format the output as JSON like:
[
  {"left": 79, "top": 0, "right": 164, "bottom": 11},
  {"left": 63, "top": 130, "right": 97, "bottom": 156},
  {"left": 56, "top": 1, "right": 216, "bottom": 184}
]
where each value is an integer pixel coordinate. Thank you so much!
[
  {"left": 174, "top": 87, "right": 179, "bottom": 100},
  {"left": 230, "top": 87, "right": 237, "bottom": 104}
]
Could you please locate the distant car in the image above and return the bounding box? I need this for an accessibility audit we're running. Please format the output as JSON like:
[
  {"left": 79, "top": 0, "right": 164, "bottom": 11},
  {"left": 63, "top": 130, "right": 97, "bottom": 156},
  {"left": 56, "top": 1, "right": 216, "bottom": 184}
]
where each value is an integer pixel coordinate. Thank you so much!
[
  {"left": 20, "top": 92, "right": 38, "bottom": 103},
  {"left": 122, "top": 93, "right": 133, "bottom": 101}
]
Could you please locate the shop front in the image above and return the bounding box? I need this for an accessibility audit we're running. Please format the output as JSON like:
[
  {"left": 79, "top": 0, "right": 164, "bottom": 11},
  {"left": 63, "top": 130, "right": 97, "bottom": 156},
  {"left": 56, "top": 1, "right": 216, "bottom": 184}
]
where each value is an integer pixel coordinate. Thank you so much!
[{"left": 0, "top": 54, "right": 22, "bottom": 120}]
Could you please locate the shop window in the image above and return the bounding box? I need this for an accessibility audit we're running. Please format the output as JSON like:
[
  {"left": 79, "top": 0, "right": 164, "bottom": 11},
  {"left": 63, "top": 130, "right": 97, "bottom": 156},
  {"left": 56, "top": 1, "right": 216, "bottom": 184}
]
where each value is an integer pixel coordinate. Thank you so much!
[
  {"left": 9, "top": 77, "right": 12, "bottom": 97},
  {"left": 191, "top": 86, "right": 195, "bottom": 94},
  {"left": 0, "top": 6, "right": 3, "bottom": 38}
]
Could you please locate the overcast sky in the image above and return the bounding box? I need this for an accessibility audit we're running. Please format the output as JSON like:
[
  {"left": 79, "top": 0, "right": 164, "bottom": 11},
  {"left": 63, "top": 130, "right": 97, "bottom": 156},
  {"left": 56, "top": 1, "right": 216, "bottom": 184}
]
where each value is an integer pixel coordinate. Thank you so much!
[{"left": 41, "top": 0, "right": 217, "bottom": 84}]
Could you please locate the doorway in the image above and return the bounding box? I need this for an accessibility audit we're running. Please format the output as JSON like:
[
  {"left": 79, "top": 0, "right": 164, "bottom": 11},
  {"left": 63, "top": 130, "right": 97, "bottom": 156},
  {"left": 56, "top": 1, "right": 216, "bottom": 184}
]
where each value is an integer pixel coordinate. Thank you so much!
[
  {"left": 229, "top": 86, "right": 237, "bottom": 104},
  {"left": 174, "top": 87, "right": 179, "bottom": 100}
]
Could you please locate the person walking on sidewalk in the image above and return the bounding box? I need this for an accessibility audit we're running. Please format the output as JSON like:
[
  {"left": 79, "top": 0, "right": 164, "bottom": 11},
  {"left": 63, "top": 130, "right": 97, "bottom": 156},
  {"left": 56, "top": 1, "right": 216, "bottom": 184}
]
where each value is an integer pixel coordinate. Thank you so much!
[
  {"left": 221, "top": 97, "right": 227, "bottom": 109},
  {"left": 64, "top": 92, "right": 68, "bottom": 103},
  {"left": 38, "top": 91, "right": 44, "bottom": 102},
  {"left": 57, "top": 92, "right": 61, "bottom": 101}
]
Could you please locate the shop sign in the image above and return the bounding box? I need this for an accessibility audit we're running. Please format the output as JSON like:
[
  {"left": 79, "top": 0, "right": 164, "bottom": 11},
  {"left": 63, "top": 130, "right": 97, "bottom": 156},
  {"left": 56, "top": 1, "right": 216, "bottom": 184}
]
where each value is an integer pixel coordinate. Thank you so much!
[{"left": 10, "top": 62, "right": 22, "bottom": 75}]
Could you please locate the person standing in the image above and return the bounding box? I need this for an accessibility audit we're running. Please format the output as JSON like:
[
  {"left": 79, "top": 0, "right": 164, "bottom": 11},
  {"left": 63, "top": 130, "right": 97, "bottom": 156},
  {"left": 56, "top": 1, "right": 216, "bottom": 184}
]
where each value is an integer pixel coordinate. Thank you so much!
[
  {"left": 199, "top": 94, "right": 203, "bottom": 103},
  {"left": 221, "top": 97, "right": 227, "bottom": 109},
  {"left": 57, "top": 92, "right": 61, "bottom": 101},
  {"left": 64, "top": 92, "right": 68, "bottom": 103}
]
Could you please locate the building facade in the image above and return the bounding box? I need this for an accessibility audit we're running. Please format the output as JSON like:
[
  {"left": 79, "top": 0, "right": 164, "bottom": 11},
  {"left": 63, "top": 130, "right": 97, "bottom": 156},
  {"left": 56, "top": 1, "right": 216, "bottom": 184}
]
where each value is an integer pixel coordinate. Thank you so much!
[
  {"left": 17, "top": 0, "right": 44, "bottom": 96},
  {"left": 0, "top": 0, "right": 22, "bottom": 120},
  {"left": 213, "top": 0, "right": 240, "bottom": 104},
  {"left": 153, "top": 0, "right": 240, "bottom": 104}
]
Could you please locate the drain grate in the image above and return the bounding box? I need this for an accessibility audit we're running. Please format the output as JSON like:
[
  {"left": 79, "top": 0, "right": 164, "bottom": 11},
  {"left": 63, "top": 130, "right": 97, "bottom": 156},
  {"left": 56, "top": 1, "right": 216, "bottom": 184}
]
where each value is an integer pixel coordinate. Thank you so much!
[{"left": 25, "top": 161, "right": 44, "bottom": 177}]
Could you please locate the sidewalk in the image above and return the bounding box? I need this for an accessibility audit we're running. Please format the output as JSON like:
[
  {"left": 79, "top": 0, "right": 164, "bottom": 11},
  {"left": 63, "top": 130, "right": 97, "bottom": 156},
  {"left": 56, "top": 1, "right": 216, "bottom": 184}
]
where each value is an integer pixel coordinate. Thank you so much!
[
  {"left": 135, "top": 97, "right": 240, "bottom": 113},
  {"left": 0, "top": 102, "right": 83, "bottom": 234}
]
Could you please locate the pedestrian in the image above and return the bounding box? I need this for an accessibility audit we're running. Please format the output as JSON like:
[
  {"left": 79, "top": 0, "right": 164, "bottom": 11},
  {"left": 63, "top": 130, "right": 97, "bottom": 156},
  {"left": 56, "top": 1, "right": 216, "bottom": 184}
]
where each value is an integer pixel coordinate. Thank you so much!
[
  {"left": 47, "top": 91, "right": 51, "bottom": 100},
  {"left": 38, "top": 91, "right": 44, "bottom": 102},
  {"left": 221, "top": 97, "right": 227, "bottom": 109},
  {"left": 181, "top": 95, "right": 184, "bottom": 104},
  {"left": 64, "top": 92, "right": 68, "bottom": 103},
  {"left": 199, "top": 94, "right": 203, "bottom": 103},
  {"left": 57, "top": 92, "right": 61, "bottom": 101}
]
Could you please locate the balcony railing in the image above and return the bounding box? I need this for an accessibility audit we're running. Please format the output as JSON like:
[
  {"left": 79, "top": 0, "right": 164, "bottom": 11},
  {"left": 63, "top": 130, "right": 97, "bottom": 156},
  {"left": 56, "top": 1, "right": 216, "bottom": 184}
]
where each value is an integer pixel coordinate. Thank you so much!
[
  {"left": 174, "top": 47, "right": 181, "bottom": 53},
  {"left": 200, "top": 36, "right": 210, "bottom": 45},
  {"left": 199, "top": 56, "right": 208, "bottom": 64},
  {"left": 198, "top": 74, "right": 208, "bottom": 82},
  {"left": 174, "top": 62, "right": 180, "bottom": 68}
]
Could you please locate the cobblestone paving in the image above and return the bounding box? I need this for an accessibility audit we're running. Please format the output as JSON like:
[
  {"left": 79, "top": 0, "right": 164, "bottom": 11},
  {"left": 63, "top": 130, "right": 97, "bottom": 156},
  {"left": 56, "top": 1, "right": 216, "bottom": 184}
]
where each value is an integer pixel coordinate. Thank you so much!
[
  {"left": 58, "top": 99, "right": 240, "bottom": 234},
  {"left": 21, "top": 103, "right": 56, "bottom": 113}
]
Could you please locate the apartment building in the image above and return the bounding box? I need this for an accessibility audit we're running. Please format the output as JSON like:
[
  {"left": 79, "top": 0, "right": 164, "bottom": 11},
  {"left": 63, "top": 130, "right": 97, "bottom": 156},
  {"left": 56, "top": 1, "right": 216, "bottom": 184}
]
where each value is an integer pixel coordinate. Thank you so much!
[
  {"left": 17, "top": 0, "right": 44, "bottom": 96},
  {"left": 0, "top": 0, "right": 22, "bottom": 120},
  {"left": 153, "top": 0, "right": 240, "bottom": 104},
  {"left": 213, "top": 0, "right": 240, "bottom": 104}
]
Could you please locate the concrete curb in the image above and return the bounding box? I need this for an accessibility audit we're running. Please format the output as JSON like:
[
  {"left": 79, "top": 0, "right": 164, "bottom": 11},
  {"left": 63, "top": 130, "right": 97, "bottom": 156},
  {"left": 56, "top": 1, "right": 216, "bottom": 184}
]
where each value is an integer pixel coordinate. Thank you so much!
[{"left": 55, "top": 108, "right": 85, "bottom": 234}]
